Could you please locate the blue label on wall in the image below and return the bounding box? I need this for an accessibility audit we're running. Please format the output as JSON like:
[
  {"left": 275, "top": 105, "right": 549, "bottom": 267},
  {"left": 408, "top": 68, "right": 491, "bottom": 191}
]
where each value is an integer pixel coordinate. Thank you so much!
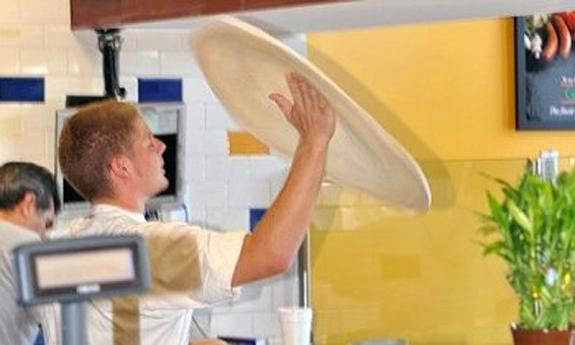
[
  {"left": 138, "top": 78, "right": 182, "bottom": 103},
  {"left": 0, "top": 77, "right": 44, "bottom": 102}
]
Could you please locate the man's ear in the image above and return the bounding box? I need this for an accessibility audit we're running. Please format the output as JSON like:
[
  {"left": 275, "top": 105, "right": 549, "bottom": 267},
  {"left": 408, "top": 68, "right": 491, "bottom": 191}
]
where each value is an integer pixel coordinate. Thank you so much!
[
  {"left": 109, "top": 155, "right": 131, "bottom": 180},
  {"left": 19, "top": 191, "right": 38, "bottom": 219}
]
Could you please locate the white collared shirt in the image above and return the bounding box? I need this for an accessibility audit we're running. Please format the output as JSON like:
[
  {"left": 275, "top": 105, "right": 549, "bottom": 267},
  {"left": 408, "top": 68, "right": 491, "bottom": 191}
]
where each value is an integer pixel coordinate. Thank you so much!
[{"left": 51, "top": 204, "right": 248, "bottom": 345}]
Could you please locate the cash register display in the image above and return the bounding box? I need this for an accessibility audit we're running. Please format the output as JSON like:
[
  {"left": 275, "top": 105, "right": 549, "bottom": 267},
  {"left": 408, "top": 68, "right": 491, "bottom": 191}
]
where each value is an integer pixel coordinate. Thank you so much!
[
  {"left": 35, "top": 248, "right": 135, "bottom": 289},
  {"left": 13, "top": 235, "right": 150, "bottom": 305}
]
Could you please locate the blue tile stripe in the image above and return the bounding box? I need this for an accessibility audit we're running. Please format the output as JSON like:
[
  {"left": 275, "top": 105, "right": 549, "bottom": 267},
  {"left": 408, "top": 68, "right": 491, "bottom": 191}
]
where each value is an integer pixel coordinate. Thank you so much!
[
  {"left": 249, "top": 208, "right": 267, "bottom": 231},
  {"left": 0, "top": 77, "right": 44, "bottom": 102},
  {"left": 138, "top": 78, "right": 182, "bottom": 103}
]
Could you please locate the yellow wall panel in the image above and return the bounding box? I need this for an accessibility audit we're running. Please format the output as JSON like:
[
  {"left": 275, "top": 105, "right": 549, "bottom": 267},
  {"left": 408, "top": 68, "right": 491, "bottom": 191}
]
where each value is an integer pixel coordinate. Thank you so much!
[
  {"left": 310, "top": 160, "right": 525, "bottom": 345},
  {"left": 306, "top": 17, "right": 573, "bottom": 345},
  {"left": 228, "top": 131, "right": 270, "bottom": 155},
  {"left": 307, "top": 18, "right": 575, "bottom": 161}
]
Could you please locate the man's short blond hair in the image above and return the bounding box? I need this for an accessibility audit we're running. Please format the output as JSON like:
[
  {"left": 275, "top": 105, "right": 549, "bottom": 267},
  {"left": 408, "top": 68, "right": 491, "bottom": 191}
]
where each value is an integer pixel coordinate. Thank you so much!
[{"left": 58, "top": 100, "right": 140, "bottom": 201}]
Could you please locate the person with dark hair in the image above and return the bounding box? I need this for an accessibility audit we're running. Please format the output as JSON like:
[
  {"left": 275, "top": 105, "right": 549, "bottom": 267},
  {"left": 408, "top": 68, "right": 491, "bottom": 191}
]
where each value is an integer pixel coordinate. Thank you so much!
[
  {"left": 0, "top": 161, "right": 60, "bottom": 344},
  {"left": 56, "top": 72, "right": 335, "bottom": 345}
]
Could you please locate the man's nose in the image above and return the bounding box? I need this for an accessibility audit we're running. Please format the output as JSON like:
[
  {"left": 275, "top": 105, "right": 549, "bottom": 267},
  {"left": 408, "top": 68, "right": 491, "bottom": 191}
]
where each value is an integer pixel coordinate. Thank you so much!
[{"left": 154, "top": 137, "right": 167, "bottom": 154}]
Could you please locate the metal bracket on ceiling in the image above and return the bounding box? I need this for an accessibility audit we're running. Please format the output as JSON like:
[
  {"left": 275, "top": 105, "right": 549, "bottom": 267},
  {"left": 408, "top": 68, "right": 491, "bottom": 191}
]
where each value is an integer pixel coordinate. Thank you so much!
[
  {"left": 96, "top": 28, "right": 126, "bottom": 100},
  {"left": 65, "top": 28, "right": 127, "bottom": 107}
]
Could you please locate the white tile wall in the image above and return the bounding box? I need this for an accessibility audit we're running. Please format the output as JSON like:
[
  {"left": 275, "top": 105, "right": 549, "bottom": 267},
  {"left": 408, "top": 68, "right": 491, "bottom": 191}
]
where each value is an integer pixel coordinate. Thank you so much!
[
  {"left": 21, "top": 48, "right": 68, "bottom": 75},
  {"left": 0, "top": 50, "right": 21, "bottom": 74},
  {"left": 252, "top": 155, "right": 288, "bottom": 174},
  {"left": 45, "top": 76, "right": 103, "bottom": 108},
  {"left": 203, "top": 129, "right": 229, "bottom": 154},
  {"left": 183, "top": 77, "right": 218, "bottom": 103},
  {"left": 228, "top": 179, "right": 271, "bottom": 208},
  {"left": 187, "top": 155, "right": 206, "bottom": 182},
  {"left": 160, "top": 52, "right": 203, "bottom": 76},
  {"left": 186, "top": 130, "right": 206, "bottom": 155},
  {"left": 186, "top": 206, "right": 207, "bottom": 229},
  {"left": 186, "top": 102, "right": 206, "bottom": 130},
  {"left": 20, "top": 0, "right": 69, "bottom": 23},
  {"left": 0, "top": 1, "right": 307, "bottom": 339},
  {"left": 205, "top": 156, "right": 231, "bottom": 182},
  {"left": 206, "top": 207, "right": 250, "bottom": 231},
  {"left": 0, "top": 0, "right": 19, "bottom": 21},
  {"left": 0, "top": 111, "right": 23, "bottom": 141},
  {"left": 189, "top": 182, "right": 228, "bottom": 209},
  {"left": 45, "top": 25, "right": 78, "bottom": 48},
  {"left": 119, "top": 76, "right": 139, "bottom": 102},
  {"left": 0, "top": 24, "right": 44, "bottom": 47},
  {"left": 67, "top": 44, "right": 101, "bottom": 76},
  {"left": 138, "top": 30, "right": 185, "bottom": 52},
  {"left": 121, "top": 51, "right": 161, "bottom": 76},
  {"left": 206, "top": 103, "right": 240, "bottom": 130},
  {"left": 229, "top": 157, "right": 252, "bottom": 180}
]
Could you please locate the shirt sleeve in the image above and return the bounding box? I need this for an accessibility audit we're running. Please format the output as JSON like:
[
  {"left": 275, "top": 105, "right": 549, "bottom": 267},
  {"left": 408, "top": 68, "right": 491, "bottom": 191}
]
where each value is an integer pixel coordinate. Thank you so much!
[{"left": 139, "top": 222, "right": 248, "bottom": 310}]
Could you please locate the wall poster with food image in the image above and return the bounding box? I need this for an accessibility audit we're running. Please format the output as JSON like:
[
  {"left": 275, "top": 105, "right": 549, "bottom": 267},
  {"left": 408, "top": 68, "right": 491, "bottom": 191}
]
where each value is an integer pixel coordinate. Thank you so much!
[{"left": 516, "top": 12, "right": 575, "bottom": 129}]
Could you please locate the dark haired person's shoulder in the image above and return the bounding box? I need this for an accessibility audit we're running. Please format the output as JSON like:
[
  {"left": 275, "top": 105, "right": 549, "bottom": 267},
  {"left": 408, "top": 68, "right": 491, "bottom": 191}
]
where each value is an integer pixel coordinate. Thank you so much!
[{"left": 0, "top": 220, "right": 41, "bottom": 246}]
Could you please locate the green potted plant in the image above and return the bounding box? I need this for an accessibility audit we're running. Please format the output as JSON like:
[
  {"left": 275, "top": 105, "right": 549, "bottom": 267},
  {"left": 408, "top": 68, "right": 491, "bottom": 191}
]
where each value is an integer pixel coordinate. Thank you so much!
[{"left": 480, "top": 163, "right": 575, "bottom": 345}]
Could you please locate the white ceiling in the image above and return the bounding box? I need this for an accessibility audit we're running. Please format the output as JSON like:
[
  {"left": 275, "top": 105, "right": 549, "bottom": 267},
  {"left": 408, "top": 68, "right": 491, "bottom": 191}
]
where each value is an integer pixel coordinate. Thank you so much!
[{"left": 123, "top": 0, "right": 575, "bottom": 33}]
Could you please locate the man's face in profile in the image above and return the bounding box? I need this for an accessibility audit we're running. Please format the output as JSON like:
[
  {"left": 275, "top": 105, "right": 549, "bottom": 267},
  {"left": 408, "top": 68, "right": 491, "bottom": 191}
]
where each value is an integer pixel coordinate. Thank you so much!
[{"left": 126, "top": 117, "right": 169, "bottom": 198}]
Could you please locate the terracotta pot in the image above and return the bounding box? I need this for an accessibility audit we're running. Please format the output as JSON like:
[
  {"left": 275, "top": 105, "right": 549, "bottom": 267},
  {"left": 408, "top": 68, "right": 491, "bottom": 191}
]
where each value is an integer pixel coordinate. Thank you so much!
[{"left": 511, "top": 325, "right": 574, "bottom": 345}]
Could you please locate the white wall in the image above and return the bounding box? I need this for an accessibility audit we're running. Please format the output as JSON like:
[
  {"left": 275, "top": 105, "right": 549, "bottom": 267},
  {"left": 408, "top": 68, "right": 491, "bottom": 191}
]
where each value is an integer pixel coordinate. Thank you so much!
[{"left": 0, "top": 0, "right": 307, "bottom": 343}]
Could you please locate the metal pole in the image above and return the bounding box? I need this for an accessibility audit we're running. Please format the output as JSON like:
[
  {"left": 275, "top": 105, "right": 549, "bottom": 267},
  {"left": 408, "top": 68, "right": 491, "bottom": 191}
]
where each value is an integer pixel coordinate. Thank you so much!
[
  {"left": 297, "top": 232, "right": 313, "bottom": 344},
  {"left": 96, "top": 28, "right": 125, "bottom": 99},
  {"left": 297, "top": 233, "right": 311, "bottom": 308},
  {"left": 62, "top": 302, "right": 87, "bottom": 345}
]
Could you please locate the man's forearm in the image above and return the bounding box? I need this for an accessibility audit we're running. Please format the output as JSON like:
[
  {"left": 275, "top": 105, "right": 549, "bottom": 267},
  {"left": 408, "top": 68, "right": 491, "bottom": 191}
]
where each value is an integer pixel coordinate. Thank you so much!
[{"left": 231, "top": 140, "right": 327, "bottom": 286}]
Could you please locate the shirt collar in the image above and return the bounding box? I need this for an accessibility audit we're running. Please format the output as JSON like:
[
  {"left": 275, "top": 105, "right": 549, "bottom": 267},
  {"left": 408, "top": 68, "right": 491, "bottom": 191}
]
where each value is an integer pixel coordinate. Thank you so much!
[{"left": 91, "top": 204, "right": 146, "bottom": 223}]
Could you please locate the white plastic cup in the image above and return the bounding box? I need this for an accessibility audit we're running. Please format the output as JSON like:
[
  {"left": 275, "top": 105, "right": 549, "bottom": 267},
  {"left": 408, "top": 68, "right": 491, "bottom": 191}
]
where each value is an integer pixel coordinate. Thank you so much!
[{"left": 278, "top": 307, "right": 312, "bottom": 345}]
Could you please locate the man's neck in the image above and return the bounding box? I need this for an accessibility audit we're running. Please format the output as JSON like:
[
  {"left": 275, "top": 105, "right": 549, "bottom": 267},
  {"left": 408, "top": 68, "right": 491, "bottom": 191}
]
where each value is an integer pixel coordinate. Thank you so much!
[
  {"left": 0, "top": 210, "right": 29, "bottom": 230},
  {"left": 91, "top": 195, "right": 146, "bottom": 214}
]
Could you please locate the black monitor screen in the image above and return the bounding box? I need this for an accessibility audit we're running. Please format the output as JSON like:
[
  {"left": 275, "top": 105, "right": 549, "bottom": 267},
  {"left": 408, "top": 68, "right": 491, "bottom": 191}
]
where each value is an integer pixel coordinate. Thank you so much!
[
  {"left": 63, "top": 133, "right": 178, "bottom": 204},
  {"left": 158, "top": 133, "right": 177, "bottom": 198}
]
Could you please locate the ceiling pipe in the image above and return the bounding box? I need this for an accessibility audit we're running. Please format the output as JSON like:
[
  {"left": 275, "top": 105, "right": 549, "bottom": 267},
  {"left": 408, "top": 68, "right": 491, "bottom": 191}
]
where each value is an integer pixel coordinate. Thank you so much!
[
  {"left": 65, "top": 28, "right": 126, "bottom": 107},
  {"left": 97, "top": 28, "right": 126, "bottom": 100}
]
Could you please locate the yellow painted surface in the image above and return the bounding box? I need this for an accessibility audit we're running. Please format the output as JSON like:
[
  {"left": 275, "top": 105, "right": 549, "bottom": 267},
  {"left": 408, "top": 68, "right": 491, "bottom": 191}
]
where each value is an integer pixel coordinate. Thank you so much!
[
  {"left": 307, "top": 18, "right": 575, "bottom": 345},
  {"left": 311, "top": 160, "right": 524, "bottom": 345},
  {"left": 227, "top": 131, "right": 270, "bottom": 155},
  {"left": 307, "top": 18, "right": 575, "bottom": 161}
]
